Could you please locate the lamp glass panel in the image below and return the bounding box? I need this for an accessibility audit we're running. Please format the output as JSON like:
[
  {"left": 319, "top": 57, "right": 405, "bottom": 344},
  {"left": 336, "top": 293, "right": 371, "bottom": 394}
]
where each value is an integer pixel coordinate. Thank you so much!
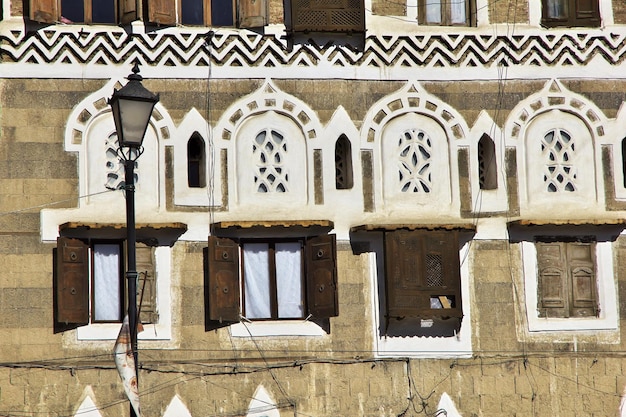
[{"left": 117, "top": 98, "right": 155, "bottom": 146}]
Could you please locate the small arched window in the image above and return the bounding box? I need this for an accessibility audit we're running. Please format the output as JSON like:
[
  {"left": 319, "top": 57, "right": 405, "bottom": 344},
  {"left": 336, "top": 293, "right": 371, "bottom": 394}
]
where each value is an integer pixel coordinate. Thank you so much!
[
  {"left": 187, "top": 133, "right": 206, "bottom": 188},
  {"left": 335, "top": 135, "right": 353, "bottom": 190},
  {"left": 478, "top": 134, "right": 497, "bottom": 190},
  {"left": 621, "top": 137, "right": 626, "bottom": 188}
]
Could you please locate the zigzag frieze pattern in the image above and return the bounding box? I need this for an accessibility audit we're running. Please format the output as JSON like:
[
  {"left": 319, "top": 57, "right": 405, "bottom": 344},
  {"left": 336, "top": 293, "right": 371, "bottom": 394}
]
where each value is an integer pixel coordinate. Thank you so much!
[{"left": 2, "top": 29, "right": 626, "bottom": 69}]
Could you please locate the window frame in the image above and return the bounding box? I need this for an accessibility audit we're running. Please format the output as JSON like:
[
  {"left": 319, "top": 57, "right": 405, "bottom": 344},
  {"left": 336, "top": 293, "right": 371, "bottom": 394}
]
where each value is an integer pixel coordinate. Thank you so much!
[
  {"left": 206, "top": 234, "right": 338, "bottom": 329},
  {"left": 541, "top": 0, "right": 600, "bottom": 28},
  {"left": 29, "top": 0, "right": 136, "bottom": 24},
  {"left": 417, "top": 0, "right": 475, "bottom": 27},
  {"left": 146, "top": 0, "right": 267, "bottom": 27},
  {"left": 90, "top": 240, "right": 125, "bottom": 324}
]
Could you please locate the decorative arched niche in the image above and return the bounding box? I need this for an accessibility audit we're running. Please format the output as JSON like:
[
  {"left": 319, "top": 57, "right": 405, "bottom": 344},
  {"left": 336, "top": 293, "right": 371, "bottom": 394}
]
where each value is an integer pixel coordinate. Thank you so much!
[
  {"left": 506, "top": 79, "right": 607, "bottom": 217},
  {"left": 361, "top": 81, "right": 468, "bottom": 218},
  {"left": 214, "top": 79, "right": 322, "bottom": 214}
]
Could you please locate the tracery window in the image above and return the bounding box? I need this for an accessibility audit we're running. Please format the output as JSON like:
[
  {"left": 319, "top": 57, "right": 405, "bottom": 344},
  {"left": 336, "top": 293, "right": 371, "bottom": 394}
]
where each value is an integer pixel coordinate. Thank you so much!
[
  {"left": 253, "top": 129, "right": 288, "bottom": 193},
  {"left": 542, "top": 128, "right": 577, "bottom": 193},
  {"left": 398, "top": 128, "right": 432, "bottom": 193}
]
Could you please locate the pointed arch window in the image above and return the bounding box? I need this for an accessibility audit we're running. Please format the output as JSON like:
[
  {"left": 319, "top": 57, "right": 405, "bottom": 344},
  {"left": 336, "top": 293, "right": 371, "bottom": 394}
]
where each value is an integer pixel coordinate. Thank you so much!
[
  {"left": 187, "top": 133, "right": 206, "bottom": 188},
  {"left": 621, "top": 137, "right": 626, "bottom": 189},
  {"left": 335, "top": 135, "right": 353, "bottom": 190},
  {"left": 478, "top": 134, "right": 497, "bottom": 190}
]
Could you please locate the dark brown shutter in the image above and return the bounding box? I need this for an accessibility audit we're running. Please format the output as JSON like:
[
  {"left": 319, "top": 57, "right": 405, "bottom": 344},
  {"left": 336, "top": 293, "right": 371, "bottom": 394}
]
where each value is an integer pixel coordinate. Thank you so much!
[
  {"left": 55, "top": 237, "right": 89, "bottom": 326},
  {"left": 147, "top": 0, "right": 176, "bottom": 25},
  {"left": 568, "top": 242, "right": 597, "bottom": 317},
  {"left": 289, "top": 0, "right": 365, "bottom": 33},
  {"left": 136, "top": 243, "right": 158, "bottom": 324},
  {"left": 239, "top": 0, "right": 267, "bottom": 27},
  {"left": 118, "top": 0, "right": 138, "bottom": 24},
  {"left": 536, "top": 242, "right": 567, "bottom": 317},
  {"left": 306, "top": 234, "right": 338, "bottom": 318},
  {"left": 30, "top": 0, "right": 58, "bottom": 23},
  {"left": 574, "top": 0, "right": 600, "bottom": 25},
  {"left": 207, "top": 236, "right": 240, "bottom": 323},
  {"left": 385, "top": 230, "right": 462, "bottom": 320}
]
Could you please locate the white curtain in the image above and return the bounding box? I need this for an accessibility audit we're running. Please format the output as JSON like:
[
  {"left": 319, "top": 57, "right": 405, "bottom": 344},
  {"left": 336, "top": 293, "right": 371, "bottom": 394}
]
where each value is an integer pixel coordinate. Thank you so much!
[
  {"left": 244, "top": 243, "right": 271, "bottom": 319},
  {"left": 276, "top": 242, "right": 303, "bottom": 318},
  {"left": 547, "top": 0, "right": 566, "bottom": 19},
  {"left": 425, "top": 0, "right": 441, "bottom": 23},
  {"left": 93, "top": 244, "right": 121, "bottom": 321},
  {"left": 450, "top": 0, "right": 466, "bottom": 24}
]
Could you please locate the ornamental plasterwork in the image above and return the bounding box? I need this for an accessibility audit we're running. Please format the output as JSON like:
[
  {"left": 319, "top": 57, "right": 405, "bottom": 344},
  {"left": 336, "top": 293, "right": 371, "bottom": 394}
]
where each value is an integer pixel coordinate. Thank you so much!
[{"left": 3, "top": 28, "right": 626, "bottom": 79}]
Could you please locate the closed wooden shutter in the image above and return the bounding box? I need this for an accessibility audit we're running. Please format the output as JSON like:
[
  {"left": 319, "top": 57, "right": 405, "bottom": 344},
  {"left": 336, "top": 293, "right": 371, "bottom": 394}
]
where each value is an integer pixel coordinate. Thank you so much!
[
  {"left": 305, "top": 234, "right": 338, "bottom": 318},
  {"left": 568, "top": 242, "right": 597, "bottom": 317},
  {"left": 207, "top": 236, "right": 240, "bottom": 323},
  {"left": 119, "top": 0, "right": 138, "bottom": 24},
  {"left": 136, "top": 243, "right": 158, "bottom": 324},
  {"left": 239, "top": 0, "right": 267, "bottom": 27},
  {"left": 574, "top": 0, "right": 600, "bottom": 25},
  {"left": 385, "top": 230, "right": 462, "bottom": 320},
  {"left": 536, "top": 242, "right": 568, "bottom": 317},
  {"left": 55, "top": 237, "right": 89, "bottom": 325},
  {"left": 30, "top": 0, "right": 59, "bottom": 23},
  {"left": 147, "top": 0, "right": 176, "bottom": 25}
]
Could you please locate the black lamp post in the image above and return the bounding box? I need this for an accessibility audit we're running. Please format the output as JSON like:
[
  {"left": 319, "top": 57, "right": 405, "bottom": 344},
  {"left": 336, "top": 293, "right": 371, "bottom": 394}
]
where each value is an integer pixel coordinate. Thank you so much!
[{"left": 109, "top": 63, "right": 159, "bottom": 417}]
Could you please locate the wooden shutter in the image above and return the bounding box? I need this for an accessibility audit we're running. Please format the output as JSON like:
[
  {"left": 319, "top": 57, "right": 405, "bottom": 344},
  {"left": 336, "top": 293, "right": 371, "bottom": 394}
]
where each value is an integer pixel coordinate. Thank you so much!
[
  {"left": 574, "top": 0, "right": 600, "bottom": 25},
  {"left": 290, "top": 0, "right": 365, "bottom": 33},
  {"left": 306, "top": 234, "right": 338, "bottom": 318},
  {"left": 384, "top": 230, "right": 462, "bottom": 320},
  {"left": 536, "top": 242, "right": 568, "bottom": 317},
  {"left": 147, "top": 0, "right": 176, "bottom": 25},
  {"left": 568, "top": 242, "right": 597, "bottom": 317},
  {"left": 207, "top": 236, "right": 240, "bottom": 323},
  {"left": 55, "top": 237, "right": 89, "bottom": 326},
  {"left": 30, "top": 0, "right": 58, "bottom": 23},
  {"left": 119, "top": 0, "right": 138, "bottom": 24},
  {"left": 136, "top": 243, "right": 158, "bottom": 324},
  {"left": 239, "top": 0, "right": 267, "bottom": 28}
]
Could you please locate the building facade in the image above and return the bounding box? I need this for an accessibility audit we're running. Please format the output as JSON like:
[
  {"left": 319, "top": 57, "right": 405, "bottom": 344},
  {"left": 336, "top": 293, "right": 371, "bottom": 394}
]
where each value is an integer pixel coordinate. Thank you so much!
[{"left": 2, "top": 0, "right": 626, "bottom": 415}]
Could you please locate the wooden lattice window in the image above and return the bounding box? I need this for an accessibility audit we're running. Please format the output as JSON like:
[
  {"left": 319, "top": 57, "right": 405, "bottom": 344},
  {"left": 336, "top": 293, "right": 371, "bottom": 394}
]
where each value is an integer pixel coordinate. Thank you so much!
[
  {"left": 541, "top": 0, "right": 600, "bottom": 27},
  {"left": 536, "top": 239, "right": 598, "bottom": 318},
  {"left": 478, "top": 134, "right": 497, "bottom": 190},
  {"left": 288, "top": 0, "right": 365, "bottom": 33},
  {"left": 335, "top": 135, "right": 353, "bottom": 190}
]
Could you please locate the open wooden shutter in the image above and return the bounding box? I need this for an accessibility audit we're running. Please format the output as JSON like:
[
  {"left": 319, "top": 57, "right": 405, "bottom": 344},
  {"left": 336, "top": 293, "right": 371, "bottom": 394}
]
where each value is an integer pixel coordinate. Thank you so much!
[
  {"left": 385, "top": 230, "right": 462, "bottom": 320},
  {"left": 30, "top": 0, "right": 59, "bottom": 23},
  {"left": 238, "top": 0, "right": 267, "bottom": 28},
  {"left": 118, "top": 0, "right": 138, "bottom": 24},
  {"left": 207, "top": 236, "right": 240, "bottom": 324},
  {"left": 137, "top": 243, "right": 158, "bottom": 324},
  {"left": 55, "top": 237, "right": 89, "bottom": 326},
  {"left": 147, "top": 0, "right": 176, "bottom": 25},
  {"left": 306, "top": 234, "right": 338, "bottom": 318}
]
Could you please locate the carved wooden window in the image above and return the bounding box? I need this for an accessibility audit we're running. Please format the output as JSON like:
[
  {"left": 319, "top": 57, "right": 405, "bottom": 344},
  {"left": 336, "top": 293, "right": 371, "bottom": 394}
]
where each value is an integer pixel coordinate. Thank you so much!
[
  {"left": 288, "top": 0, "right": 366, "bottom": 33},
  {"left": 146, "top": 0, "right": 267, "bottom": 27},
  {"left": 30, "top": 0, "right": 137, "bottom": 24},
  {"left": 54, "top": 237, "right": 158, "bottom": 330},
  {"left": 478, "top": 134, "right": 497, "bottom": 190},
  {"left": 335, "top": 135, "right": 353, "bottom": 190},
  {"left": 253, "top": 129, "right": 289, "bottom": 193},
  {"left": 398, "top": 128, "right": 433, "bottom": 193},
  {"left": 418, "top": 0, "right": 474, "bottom": 26},
  {"left": 384, "top": 230, "right": 462, "bottom": 321},
  {"left": 536, "top": 240, "right": 598, "bottom": 318},
  {"left": 541, "top": 0, "right": 600, "bottom": 27},
  {"left": 187, "top": 133, "right": 206, "bottom": 188},
  {"left": 206, "top": 235, "right": 338, "bottom": 324},
  {"left": 542, "top": 128, "right": 577, "bottom": 193}
]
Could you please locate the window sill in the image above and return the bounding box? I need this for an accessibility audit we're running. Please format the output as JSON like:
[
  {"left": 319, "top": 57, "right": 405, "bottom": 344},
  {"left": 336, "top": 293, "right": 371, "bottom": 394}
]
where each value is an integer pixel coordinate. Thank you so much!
[
  {"left": 230, "top": 320, "right": 327, "bottom": 337},
  {"left": 77, "top": 322, "right": 171, "bottom": 341}
]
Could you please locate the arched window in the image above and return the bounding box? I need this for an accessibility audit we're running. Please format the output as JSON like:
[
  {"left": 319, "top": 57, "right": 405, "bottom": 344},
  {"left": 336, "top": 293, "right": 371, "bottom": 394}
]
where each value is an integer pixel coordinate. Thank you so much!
[
  {"left": 478, "top": 134, "right": 497, "bottom": 190},
  {"left": 621, "top": 137, "right": 626, "bottom": 188},
  {"left": 335, "top": 134, "right": 353, "bottom": 190},
  {"left": 187, "top": 133, "right": 206, "bottom": 188},
  {"left": 542, "top": 128, "right": 576, "bottom": 192}
]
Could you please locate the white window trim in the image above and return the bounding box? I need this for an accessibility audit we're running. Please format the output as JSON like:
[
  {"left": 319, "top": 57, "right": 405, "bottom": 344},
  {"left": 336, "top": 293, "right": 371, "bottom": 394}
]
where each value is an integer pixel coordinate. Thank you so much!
[
  {"left": 521, "top": 240, "right": 618, "bottom": 332},
  {"left": 372, "top": 239, "right": 473, "bottom": 358},
  {"left": 77, "top": 246, "right": 172, "bottom": 341}
]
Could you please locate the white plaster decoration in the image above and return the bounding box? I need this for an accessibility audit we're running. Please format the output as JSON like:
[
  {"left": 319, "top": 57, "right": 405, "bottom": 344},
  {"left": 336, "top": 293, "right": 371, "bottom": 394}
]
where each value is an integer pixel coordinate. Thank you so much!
[
  {"left": 230, "top": 320, "right": 328, "bottom": 337},
  {"left": 74, "top": 388, "right": 102, "bottom": 417},
  {"left": 521, "top": 241, "right": 618, "bottom": 332},
  {"left": 609, "top": 104, "right": 626, "bottom": 201},
  {"left": 465, "top": 111, "right": 508, "bottom": 213},
  {"left": 215, "top": 79, "right": 322, "bottom": 214},
  {"left": 362, "top": 81, "right": 466, "bottom": 218},
  {"left": 369, "top": 236, "right": 473, "bottom": 358},
  {"left": 437, "top": 393, "right": 463, "bottom": 417},
  {"left": 246, "top": 386, "right": 280, "bottom": 417},
  {"left": 505, "top": 79, "right": 607, "bottom": 218},
  {"left": 3, "top": 26, "right": 626, "bottom": 80},
  {"left": 173, "top": 108, "right": 222, "bottom": 207},
  {"left": 163, "top": 395, "right": 193, "bottom": 417}
]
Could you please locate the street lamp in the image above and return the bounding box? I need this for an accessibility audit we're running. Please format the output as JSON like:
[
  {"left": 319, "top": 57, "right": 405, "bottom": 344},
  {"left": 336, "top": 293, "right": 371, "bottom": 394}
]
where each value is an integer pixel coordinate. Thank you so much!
[{"left": 109, "top": 63, "right": 159, "bottom": 417}]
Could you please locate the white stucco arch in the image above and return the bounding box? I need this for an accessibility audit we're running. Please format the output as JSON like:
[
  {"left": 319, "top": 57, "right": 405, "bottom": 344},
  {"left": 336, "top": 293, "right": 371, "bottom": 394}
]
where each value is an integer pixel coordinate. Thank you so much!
[{"left": 505, "top": 79, "right": 609, "bottom": 217}]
